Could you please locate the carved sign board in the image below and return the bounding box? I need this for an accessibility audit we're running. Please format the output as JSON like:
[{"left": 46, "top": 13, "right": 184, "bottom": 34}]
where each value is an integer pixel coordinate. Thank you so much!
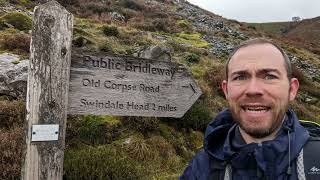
[{"left": 68, "top": 52, "right": 202, "bottom": 118}]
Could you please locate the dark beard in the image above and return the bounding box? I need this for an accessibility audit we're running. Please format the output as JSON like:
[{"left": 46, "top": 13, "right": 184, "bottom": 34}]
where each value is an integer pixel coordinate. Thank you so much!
[
  {"left": 237, "top": 117, "right": 283, "bottom": 138},
  {"left": 230, "top": 105, "right": 288, "bottom": 139}
]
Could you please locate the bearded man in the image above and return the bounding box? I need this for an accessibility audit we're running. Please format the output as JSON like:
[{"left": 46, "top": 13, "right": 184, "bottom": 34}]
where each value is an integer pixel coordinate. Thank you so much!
[{"left": 180, "top": 38, "right": 320, "bottom": 180}]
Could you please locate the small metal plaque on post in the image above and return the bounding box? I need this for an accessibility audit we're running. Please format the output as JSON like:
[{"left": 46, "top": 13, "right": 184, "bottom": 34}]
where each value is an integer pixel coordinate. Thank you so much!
[{"left": 31, "top": 124, "right": 59, "bottom": 142}]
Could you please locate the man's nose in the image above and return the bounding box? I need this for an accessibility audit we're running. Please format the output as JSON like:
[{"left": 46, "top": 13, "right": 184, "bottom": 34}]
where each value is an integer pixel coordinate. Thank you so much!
[{"left": 245, "top": 78, "right": 263, "bottom": 97}]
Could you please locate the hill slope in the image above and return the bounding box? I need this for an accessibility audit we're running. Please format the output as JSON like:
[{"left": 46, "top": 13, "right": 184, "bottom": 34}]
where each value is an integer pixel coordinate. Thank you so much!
[{"left": 286, "top": 16, "right": 320, "bottom": 42}]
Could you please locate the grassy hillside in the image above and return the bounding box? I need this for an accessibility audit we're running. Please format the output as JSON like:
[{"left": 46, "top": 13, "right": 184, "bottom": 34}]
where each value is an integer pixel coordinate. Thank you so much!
[
  {"left": 284, "top": 17, "right": 320, "bottom": 54},
  {"left": 247, "top": 21, "right": 290, "bottom": 35},
  {"left": 0, "top": 0, "right": 319, "bottom": 179},
  {"left": 248, "top": 17, "right": 320, "bottom": 55}
]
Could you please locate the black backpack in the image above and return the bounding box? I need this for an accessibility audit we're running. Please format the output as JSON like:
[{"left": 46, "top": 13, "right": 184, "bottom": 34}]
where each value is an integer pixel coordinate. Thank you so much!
[{"left": 299, "top": 120, "right": 320, "bottom": 180}]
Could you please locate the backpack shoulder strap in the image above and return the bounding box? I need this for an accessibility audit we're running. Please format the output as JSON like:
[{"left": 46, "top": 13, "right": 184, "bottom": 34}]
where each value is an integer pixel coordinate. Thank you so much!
[
  {"left": 302, "top": 137, "right": 320, "bottom": 180},
  {"left": 208, "top": 157, "right": 226, "bottom": 180},
  {"left": 209, "top": 156, "right": 232, "bottom": 180},
  {"left": 299, "top": 120, "right": 320, "bottom": 138},
  {"left": 183, "top": 149, "right": 227, "bottom": 180}
]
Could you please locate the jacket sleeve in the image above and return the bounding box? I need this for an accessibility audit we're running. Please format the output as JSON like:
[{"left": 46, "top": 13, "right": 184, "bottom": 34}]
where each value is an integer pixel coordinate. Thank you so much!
[
  {"left": 180, "top": 149, "right": 211, "bottom": 180},
  {"left": 180, "top": 157, "right": 197, "bottom": 180}
]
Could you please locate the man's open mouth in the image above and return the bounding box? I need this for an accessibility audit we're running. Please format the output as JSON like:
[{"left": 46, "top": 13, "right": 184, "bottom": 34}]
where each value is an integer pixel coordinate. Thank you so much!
[{"left": 241, "top": 105, "right": 271, "bottom": 112}]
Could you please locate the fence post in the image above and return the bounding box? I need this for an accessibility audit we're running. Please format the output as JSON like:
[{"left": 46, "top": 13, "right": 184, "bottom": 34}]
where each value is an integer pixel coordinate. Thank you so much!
[{"left": 21, "top": 1, "right": 73, "bottom": 179}]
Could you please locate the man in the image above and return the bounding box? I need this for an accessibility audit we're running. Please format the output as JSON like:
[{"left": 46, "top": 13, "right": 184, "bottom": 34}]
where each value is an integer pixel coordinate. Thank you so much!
[{"left": 180, "top": 38, "right": 316, "bottom": 179}]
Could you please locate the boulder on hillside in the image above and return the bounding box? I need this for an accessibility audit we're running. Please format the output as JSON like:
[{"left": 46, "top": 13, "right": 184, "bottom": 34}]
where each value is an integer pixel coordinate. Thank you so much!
[
  {"left": 110, "top": 12, "right": 125, "bottom": 22},
  {"left": 0, "top": 53, "right": 28, "bottom": 99},
  {"left": 138, "top": 45, "right": 172, "bottom": 62}
]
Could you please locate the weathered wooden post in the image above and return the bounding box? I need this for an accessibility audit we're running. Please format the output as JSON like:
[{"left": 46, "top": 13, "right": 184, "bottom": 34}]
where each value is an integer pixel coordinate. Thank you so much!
[{"left": 21, "top": 1, "right": 73, "bottom": 179}]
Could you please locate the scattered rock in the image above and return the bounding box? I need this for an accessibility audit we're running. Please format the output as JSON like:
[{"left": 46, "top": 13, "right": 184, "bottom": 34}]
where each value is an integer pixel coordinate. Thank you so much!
[
  {"left": 177, "top": 1, "right": 247, "bottom": 40},
  {"left": 138, "top": 45, "right": 172, "bottom": 62},
  {"left": 0, "top": 53, "right": 28, "bottom": 99},
  {"left": 124, "top": 137, "right": 132, "bottom": 145},
  {"left": 203, "top": 35, "right": 235, "bottom": 57},
  {"left": 0, "top": 4, "right": 33, "bottom": 17},
  {"left": 110, "top": 11, "right": 125, "bottom": 22},
  {"left": 299, "top": 92, "right": 319, "bottom": 105},
  {"left": 288, "top": 54, "right": 320, "bottom": 81},
  {"left": 152, "top": 34, "right": 168, "bottom": 42}
]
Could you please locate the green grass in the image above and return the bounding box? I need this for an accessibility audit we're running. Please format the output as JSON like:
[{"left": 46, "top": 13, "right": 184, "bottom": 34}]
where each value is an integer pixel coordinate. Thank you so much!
[
  {"left": 173, "top": 32, "right": 210, "bottom": 48},
  {"left": 248, "top": 22, "right": 290, "bottom": 34}
]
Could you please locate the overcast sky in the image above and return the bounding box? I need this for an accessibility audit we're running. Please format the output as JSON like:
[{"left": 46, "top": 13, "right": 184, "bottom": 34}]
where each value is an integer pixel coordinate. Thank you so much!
[{"left": 187, "top": 0, "right": 320, "bottom": 23}]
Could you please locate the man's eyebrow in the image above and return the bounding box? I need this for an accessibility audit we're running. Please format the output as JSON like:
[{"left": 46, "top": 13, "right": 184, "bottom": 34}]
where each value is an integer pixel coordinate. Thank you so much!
[
  {"left": 230, "top": 68, "right": 281, "bottom": 77},
  {"left": 258, "top": 68, "right": 281, "bottom": 74},
  {"left": 230, "top": 70, "right": 248, "bottom": 77}
]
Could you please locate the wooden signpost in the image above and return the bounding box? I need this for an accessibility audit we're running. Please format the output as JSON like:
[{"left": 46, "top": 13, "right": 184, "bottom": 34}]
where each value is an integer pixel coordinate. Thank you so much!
[
  {"left": 22, "top": 1, "right": 201, "bottom": 180},
  {"left": 21, "top": 1, "right": 73, "bottom": 180}
]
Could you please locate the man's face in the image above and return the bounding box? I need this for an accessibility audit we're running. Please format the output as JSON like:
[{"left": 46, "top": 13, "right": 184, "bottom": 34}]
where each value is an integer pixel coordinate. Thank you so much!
[{"left": 221, "top": 43, "right": 299, "bottom": 138}]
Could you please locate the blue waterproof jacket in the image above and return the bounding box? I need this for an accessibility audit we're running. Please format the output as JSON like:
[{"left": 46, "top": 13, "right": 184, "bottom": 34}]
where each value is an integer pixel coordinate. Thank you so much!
[{"left": 180, "top": 108, "right": 310, "bottom": 180}]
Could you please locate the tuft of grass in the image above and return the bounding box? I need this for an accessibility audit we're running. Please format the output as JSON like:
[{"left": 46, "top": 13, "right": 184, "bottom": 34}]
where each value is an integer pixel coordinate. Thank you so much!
[
  {"left": 11, "top": 60, "right": 20, "bottom": 64},
  {"left": 0, "top": 126, "right": 24, "bottom": 180},
  {"left": 64, "top": 145, "right": 146, "bottom": 180},
  {"left": 179, "top": 101, "right": 213, "bottom": 131},
  {"left": 177, "top": 19, "right": 191, "bottom": 30},
  {"left": 121, "top": 116, "right": 159, "bottom": 134},
  {"left": 66, "top": 115, "right": 122, "bottom": 146},
  {"left": 73, "top": 36, "right": 93, "bottom": 47},
  {"left": 173, "top": 32, "right": 209, "bottom": 48},
  {"left": 204, "top": 63, "right": 225, "bottom": 97},
  {"left": 0, "top": 12, "right": 32, "bottom": 31},
  {"left": 248, "top": 22, "right": 289, "bottom": 35},
  {"left": 132, "top": 18, "right": 169, "bottom": 33},
  {"left": 102, "top": 25, "right": 119, "bottom": 37},
  {"left": 121, "top": 0, "right": 145, "bottom": 11},
  {"left": 98, "top": 41, "right": 114, "bottom": 53},
  {"left": 122, "top": 135, "right": 156, "bottom": 162},
  {"left": 0, "top": 32, "right": 31, "bottom": 54},
  {"left": 146, "top": 136, "right": 176, "bottom": 160},
  {"left": 158, "top": 123, "right": 199, "bottom": 161},
  {"left": 185, "top": 53, "right": 200, "bottom": 64},
  {"left": 189, "top": 130, "right": 204, "bottom": 150},
  {"left": 0, "top": 100, "right": 25, "bottom": 128},
  {"left": 291, "top": 100, "right": 319, "bottom": 121}
]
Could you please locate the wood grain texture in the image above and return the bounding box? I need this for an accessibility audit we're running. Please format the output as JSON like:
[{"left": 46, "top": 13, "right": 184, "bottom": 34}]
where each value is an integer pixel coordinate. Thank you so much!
[
  {"left": 68, "top": 51, "right": 202, "bottom": 118},
  {"left": 21, "top": 1, "right": 73, "bottom": 180}
]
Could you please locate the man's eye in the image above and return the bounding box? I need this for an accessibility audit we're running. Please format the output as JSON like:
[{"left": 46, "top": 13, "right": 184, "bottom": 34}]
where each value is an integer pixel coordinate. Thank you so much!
[
  {"left": 233, "top": 75, "right": 247, "bottom": 81},
  {"left": 264, "top": 74, "right": 278, "bottom": 80}
]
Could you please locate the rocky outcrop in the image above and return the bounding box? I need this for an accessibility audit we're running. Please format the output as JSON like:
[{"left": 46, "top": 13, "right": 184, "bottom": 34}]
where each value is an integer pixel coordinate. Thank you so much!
[
  {"left": 203, "top": 35, "right": 235, "bottom": 57},
  {"left": 0, "top": 3, "right": 33, "bottom": 17},
  {"left": 137, "top": 45, "right": 171, "bottom": 62},
  {"left": 177, "top": 1, "right": 247, "bottom": 40},
  {"left": 110, "top": 11, "right": 125, "bottom": 22},
  {"left": 0, "top": 53, "right": 28, "bottom": 99},
  {"left": 288, "top": 54, "right": 320, "bottom": 82}
]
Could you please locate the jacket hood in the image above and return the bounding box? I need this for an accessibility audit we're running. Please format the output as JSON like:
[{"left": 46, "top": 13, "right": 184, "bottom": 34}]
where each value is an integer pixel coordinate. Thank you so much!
[{"left": 204, "top": 108, "right": 310, "bottom": 175}]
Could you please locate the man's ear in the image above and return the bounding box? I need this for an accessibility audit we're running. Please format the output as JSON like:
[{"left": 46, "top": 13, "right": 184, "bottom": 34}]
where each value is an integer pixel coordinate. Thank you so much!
[
  {"left": 221, "top": 80, "right": 228, "bottom": 98},
  {"left": 289, "top": 78, "right": 299, "bottom": 101}
]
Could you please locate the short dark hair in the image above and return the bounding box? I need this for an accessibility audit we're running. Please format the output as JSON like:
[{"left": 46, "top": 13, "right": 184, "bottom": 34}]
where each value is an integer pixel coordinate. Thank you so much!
[{"left": 225, "top": 38, "right": 292, "bottom": 81}]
